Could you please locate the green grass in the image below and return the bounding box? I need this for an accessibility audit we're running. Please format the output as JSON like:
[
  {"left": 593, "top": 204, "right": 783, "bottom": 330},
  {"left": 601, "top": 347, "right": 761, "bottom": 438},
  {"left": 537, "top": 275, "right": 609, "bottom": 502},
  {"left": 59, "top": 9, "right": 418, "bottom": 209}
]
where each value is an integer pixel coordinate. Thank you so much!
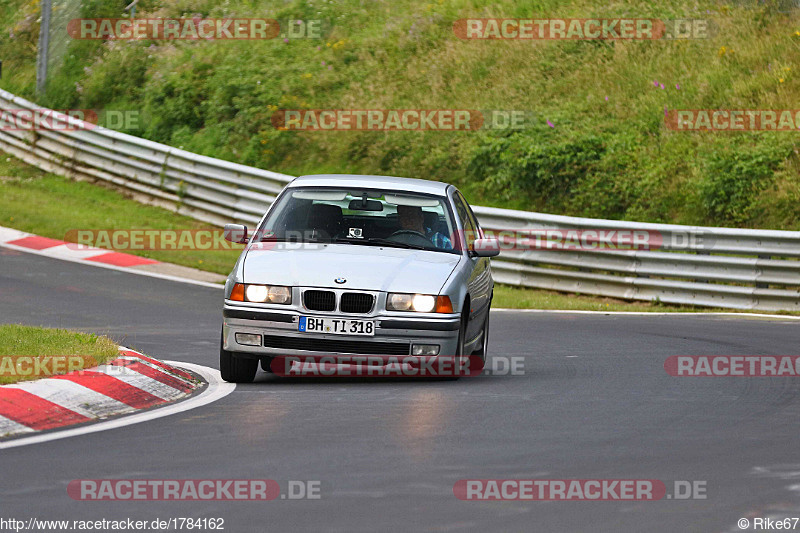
[
  {"left": 0, "top": 324, "right": 119, "bottom": 384},
  {"left": 493, "top": 284, "right": 688, "bottom": 311},
  {"left": 0, "top": 156, "right": 242, "bottom": 275},
  {"left": 2, "top": 0, "right": 800, "bottom": 229}
]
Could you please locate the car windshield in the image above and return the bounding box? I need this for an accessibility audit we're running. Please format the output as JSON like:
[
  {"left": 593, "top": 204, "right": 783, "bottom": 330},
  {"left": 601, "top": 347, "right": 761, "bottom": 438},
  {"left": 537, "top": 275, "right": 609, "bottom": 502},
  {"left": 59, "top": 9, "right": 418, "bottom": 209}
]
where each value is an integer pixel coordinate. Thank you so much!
[{"left": 255, "top": 187, "right": 458, "bottom": 254}]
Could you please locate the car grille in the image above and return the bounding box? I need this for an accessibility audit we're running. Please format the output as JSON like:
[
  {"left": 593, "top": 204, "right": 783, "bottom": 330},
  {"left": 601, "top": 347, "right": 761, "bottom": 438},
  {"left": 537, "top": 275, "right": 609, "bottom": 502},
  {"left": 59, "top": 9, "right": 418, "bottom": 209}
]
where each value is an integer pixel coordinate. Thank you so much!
[
  {"left": 303, "top": 290, "right": 336, "bottom": 311},
  {"left": 340, "top": 293, "right": 374, "bottom": 314},
  {"left": 262, "top": 335, "right": 410, "bottom": 356}
]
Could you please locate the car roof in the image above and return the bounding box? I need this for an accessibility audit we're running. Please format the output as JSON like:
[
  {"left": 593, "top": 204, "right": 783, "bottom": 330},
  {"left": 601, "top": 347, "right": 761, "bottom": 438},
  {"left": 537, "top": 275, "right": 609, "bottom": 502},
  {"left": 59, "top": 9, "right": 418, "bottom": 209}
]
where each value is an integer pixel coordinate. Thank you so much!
[{"left": 289, "top": 174, "right": 451, "bottom": 196}]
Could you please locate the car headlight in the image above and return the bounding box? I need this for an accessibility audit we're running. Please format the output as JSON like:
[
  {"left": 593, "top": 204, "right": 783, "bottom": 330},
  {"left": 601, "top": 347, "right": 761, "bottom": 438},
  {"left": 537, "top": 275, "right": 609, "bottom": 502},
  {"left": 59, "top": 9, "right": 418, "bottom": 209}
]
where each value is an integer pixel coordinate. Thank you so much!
[
  {"left": 387, "top": 293, "right": 453, "bottom": 313},
  {"left": 230, "top": 283, "right": 292, "bottom": 304},
  {"left": 245, "top": 285, "right": 269, "bottom": 302}
]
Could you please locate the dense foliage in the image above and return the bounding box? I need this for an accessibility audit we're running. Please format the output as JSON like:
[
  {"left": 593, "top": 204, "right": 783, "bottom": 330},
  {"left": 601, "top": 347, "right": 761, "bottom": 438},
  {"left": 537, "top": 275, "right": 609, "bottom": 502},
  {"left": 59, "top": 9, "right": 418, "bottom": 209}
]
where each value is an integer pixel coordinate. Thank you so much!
[{"left": 1, "top": 0, "right": 799, "bottom": 228}]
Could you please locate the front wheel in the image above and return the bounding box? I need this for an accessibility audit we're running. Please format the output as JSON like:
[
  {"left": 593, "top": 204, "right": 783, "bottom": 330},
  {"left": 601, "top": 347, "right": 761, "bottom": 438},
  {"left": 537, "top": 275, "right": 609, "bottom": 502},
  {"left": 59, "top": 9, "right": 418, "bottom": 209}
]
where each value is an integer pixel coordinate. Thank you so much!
[
  {"left": 472, "top": 312, "right": 490, "bottom": 367},
  {"left": 220, "top": 331, "right": 258, "bottom": 383},
  {"left": 444, "top": 311, "right": 469, "bottom": 381}
]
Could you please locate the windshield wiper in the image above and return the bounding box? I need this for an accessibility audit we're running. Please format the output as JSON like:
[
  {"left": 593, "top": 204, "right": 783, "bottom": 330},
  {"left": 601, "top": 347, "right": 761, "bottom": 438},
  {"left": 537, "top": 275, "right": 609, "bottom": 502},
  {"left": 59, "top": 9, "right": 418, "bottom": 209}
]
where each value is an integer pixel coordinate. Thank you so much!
[
  {"left": 258, "top": 236, "right": 354, "bottom": 244},
  {"left": 360, "top": 238, "right": 429, "bottom": 250},
  {"left": 258, "top": 236, "right": 429, "bottom": 251},
  {"left": 325, "top": 237, "right": 418, "bottom": 249}
]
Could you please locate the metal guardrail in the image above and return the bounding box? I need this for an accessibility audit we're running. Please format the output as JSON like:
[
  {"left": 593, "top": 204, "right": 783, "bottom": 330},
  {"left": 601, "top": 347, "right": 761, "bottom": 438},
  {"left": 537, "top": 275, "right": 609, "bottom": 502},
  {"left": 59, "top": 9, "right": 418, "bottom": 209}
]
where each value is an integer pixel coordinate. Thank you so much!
[
  {"left": 0, "top": 88, "right": 798, "bottom": 311},
  {"left": 0, "top": 89, "right": 293, "bottom": 226},
  {"left": 475, "top": 207, "right": 800, "bottom": 311}
]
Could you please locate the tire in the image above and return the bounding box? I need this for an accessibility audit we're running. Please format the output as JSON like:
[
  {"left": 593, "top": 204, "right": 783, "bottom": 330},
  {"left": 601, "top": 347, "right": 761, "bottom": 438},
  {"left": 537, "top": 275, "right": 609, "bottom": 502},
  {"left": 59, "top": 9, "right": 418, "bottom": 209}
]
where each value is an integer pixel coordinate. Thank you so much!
[
  {"left": 220, "top": 330, "right": 258, "bottom": 383},
  {"left": 444, "top": 310, "right": 469, "bottom": 381},
  {"left": 472, "top": 310, "right": 490, "bottom": 366},
  {"left": 456, "top": 312, "right": 468, "bottom": 358},
  {"left": 260, "top": 357, "right": 274, "bottom": 373}
]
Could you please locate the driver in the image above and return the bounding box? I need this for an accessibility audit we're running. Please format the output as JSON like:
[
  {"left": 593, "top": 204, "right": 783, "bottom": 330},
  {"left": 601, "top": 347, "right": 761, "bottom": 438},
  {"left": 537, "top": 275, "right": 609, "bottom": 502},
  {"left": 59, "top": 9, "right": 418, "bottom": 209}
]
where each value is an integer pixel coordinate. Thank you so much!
[{"left": 397, "top": 205, "right": 452, "bottom": 250}]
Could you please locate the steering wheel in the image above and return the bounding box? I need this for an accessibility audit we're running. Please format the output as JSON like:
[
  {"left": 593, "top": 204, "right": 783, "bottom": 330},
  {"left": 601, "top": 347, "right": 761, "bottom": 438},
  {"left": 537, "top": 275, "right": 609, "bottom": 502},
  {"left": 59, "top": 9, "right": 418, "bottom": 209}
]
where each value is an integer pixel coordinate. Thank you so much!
[{"left": 389, "top": 229, "right": 431, "bottom": 247}]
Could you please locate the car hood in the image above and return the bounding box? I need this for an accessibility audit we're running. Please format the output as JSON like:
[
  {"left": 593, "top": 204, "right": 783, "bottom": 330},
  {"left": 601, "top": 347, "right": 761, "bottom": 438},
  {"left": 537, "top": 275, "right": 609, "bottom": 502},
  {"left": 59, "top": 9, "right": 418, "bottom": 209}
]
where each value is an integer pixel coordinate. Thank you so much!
[{"left": 243, "top": 243, "right": 461, "bottom": 293}]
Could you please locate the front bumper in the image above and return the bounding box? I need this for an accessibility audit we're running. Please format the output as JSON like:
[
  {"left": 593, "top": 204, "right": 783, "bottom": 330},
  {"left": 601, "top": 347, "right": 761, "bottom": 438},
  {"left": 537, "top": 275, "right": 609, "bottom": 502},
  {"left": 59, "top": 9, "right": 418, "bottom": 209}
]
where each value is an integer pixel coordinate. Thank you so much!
[{"left": 222, "top": 304, "right": 460, "bottom": 358}]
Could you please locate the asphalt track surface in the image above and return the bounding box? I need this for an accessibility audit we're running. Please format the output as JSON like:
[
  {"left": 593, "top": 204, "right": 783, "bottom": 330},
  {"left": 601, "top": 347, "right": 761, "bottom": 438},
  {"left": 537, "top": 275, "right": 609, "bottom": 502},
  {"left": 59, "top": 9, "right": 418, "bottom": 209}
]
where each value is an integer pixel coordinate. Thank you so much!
[{"left": 1, "top": 247, "right": 800, "bottom": 533}]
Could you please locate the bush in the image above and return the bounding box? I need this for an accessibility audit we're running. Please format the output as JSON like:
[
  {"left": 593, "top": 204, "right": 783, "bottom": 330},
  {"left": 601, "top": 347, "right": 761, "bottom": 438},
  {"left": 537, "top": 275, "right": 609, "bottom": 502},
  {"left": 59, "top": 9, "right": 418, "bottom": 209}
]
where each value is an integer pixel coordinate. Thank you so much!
[
  {"left": 467, "top": 127, "right": 606, "bottom": 211},
  {"left": 698, "top": 137, "right": 791, "bottom": 226},
  {"left": 2, "top": 0, "right": 800, "bottom": 230}
]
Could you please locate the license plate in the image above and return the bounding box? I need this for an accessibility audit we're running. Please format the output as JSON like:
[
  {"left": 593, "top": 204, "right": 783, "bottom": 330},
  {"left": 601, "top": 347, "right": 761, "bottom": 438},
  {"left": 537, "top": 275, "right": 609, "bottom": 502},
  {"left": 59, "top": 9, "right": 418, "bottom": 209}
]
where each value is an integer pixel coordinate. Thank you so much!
[{"left": 299, "top": 316, "right": 375, "bottom": 336}]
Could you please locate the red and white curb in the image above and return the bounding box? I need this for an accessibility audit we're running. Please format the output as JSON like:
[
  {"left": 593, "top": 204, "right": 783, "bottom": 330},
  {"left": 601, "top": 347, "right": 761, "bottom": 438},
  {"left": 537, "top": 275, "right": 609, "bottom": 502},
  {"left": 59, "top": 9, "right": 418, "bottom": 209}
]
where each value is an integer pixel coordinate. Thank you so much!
[
  {"left": 0, "top": 226, "right": 222, "bottom": 289},
  {"left": 0, "top": 226, "right": 158, "bottom": 268},
  {"left": 0, "top": 347, "right": 204, "bottom": 441}
]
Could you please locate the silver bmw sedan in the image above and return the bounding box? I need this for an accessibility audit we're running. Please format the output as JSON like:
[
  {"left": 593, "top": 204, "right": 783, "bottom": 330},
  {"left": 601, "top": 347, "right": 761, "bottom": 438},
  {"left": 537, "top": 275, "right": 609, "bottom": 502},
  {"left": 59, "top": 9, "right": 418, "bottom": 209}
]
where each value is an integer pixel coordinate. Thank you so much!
[{"left": 220, "top": 174, "right": 499, "bottom": 382}]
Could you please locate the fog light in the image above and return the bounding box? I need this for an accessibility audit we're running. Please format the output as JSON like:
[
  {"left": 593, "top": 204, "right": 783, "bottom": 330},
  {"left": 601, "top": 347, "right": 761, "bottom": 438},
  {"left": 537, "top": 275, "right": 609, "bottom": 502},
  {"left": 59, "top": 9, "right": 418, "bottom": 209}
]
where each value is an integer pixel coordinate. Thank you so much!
[
  {"left": 412, "top": 344, "right": 440, "bottom": 356},
  {"left": 235, "top": 333, "right": 262, "bottom": 346}
]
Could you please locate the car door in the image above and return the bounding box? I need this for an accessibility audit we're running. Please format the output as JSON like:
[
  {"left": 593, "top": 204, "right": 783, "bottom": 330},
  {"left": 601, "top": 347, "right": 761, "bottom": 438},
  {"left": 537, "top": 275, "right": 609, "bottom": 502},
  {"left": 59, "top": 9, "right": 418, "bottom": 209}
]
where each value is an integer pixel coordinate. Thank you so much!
[{"left": 452, "top": 190, "right": 492, "bottom": 345}]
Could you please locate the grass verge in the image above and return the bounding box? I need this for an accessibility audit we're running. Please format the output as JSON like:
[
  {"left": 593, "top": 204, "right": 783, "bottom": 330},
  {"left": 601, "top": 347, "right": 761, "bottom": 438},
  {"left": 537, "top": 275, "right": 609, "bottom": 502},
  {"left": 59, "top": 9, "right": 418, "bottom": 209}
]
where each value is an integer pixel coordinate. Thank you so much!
[
  {"left": 0, "top": 155, "right": 242, "bottom": 275},
  {"left": 0, "top": 324, "right": 119, "bottom": 385}
]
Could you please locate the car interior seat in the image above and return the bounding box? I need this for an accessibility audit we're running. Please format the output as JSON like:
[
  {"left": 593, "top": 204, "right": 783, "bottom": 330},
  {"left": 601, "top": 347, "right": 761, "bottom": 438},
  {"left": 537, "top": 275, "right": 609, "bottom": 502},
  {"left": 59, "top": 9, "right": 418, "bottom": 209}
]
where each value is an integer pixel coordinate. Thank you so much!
[{"left": 307, "top": 203, "right": 344, "bottom": 240}]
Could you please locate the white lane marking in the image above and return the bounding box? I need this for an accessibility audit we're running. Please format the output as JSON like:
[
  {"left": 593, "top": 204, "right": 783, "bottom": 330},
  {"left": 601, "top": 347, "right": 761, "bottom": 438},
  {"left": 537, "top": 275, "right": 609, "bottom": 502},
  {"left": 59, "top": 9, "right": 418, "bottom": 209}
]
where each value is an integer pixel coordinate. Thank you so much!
[
  {"left": 4, "top": 379, "right": 134, "bottom": 419},
  {"left": 0, "top": 415, "right": 35, "bottom": 438},
  {"left": 90, "top": 364, "right": 189, "bottom": 401},
  {"left": 491, "top": 308, "right": 800, "bottom": 320},
  {"left": 0, "top": 362, "right": 235, "bottom": 449}
]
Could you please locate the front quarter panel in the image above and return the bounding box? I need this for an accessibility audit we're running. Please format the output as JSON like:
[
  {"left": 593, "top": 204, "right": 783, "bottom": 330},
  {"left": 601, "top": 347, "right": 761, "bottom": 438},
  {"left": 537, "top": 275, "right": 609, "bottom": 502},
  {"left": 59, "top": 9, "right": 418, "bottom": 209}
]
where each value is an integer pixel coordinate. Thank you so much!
[
  {"left": 224, "top": 248, "right": 247, "bottom": 299},
  {"left": 439, "top": 258, "right": 469, "bottom": 316}
]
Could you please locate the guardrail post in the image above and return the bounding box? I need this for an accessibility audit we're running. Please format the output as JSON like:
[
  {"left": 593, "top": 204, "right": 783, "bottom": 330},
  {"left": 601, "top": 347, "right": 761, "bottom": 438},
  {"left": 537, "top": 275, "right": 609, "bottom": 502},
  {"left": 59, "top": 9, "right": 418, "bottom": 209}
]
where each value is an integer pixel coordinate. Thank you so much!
[
  {"left": 695, "top": 249, "right": 710, "bottom": 283},
  {"left": 755, "top": 255, "right": 771, "bottom": 289}
]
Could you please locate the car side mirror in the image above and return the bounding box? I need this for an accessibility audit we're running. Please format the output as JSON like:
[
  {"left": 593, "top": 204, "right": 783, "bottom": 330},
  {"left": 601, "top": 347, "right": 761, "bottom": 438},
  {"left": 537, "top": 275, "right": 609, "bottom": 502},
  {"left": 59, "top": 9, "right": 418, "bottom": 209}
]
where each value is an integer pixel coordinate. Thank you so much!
[
  {"left": 223, "top": 224, "right": 248, "bottom": 244},
  {"left": 472, "top": 238, "right": 500, "bottom": 257}
]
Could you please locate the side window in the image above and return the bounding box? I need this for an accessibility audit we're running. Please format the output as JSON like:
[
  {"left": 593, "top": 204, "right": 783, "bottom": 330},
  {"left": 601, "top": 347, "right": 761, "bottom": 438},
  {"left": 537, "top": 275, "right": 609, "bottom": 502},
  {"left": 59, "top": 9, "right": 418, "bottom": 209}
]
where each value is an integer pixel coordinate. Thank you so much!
[
  {"left": 460, "top": 192, "right": 482, "bottom": 238},
  {"left": 453, "top": 192, "right": 477, "bottom": 251}
]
